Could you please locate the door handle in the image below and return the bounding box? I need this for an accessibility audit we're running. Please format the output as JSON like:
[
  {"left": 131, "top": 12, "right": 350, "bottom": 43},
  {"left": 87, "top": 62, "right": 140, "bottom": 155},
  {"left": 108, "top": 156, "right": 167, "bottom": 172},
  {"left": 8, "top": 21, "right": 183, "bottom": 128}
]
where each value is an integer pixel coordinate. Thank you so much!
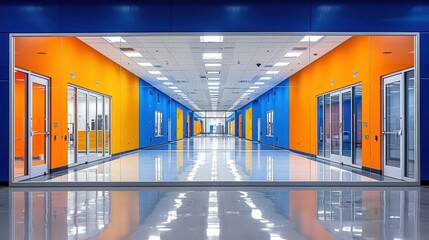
[
  {"left": 32, "top": 131, "right": 50, "bottom": 135},
  {"left": 382, "top": 130, "right": 401, "bottom": 136}
]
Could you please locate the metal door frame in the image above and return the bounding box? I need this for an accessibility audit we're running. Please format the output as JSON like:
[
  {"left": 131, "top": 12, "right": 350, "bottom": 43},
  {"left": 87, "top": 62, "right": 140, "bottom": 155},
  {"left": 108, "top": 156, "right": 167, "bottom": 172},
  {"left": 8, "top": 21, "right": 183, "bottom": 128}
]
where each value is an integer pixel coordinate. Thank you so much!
[
  {"left": 330, "top": 91, "right": 341, "bottom": 163},
  {"left": 340, "top": 88, "right": 353, "bottom": 166}
]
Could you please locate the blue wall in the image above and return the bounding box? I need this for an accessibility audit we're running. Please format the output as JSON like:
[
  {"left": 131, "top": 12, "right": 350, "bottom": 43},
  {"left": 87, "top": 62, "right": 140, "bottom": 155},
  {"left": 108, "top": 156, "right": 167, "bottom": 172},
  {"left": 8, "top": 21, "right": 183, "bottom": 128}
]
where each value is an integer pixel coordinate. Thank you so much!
[
  {"left": 236, "top": 79, "right": 290, "bottom": 149},
  {"left": 139, "top": 79, "right": 192, "bottom": 149},
  {"left": 2, "top": 0, "right": 429, "bottom": 182}
]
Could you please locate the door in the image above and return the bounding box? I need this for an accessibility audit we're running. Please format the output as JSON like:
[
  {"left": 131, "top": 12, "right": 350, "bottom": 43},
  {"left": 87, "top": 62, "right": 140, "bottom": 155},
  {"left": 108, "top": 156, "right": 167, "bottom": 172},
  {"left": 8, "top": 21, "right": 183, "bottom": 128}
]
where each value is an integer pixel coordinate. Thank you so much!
[
  {"left": 29, "top": 75, "right": 50, "bottom": 177},
  {"left": 245, "top": 108, "right": 252, "bottom": 140},
  {"left": 77, "top": 90, "right": 88, "bottom": 163},
  {"left": 317, "top": 96, "right": 324, "bottom": 156},
  {"left": 238, "top": 114, "right": 243, "bottom": 138},
  {"left": 186, "top": 114, "right": 190, "bottom": 138},
  {"left": 87, "top": 94, "right": 98, "bottom": 160},
  {"left": 330, "top": 93, "right": 341, "bottom": 162},
  {"left": 257, "top": 118, "right": 261, "bottom": 142},
  {"left": 383, "top": 73, "right": 404, "bottom": 179},
  {"left": 176, "top": 108, "right": 184, "bottom": 140},
  {"left": 340, "top": 89, "right": 353, "bottom": 165}
]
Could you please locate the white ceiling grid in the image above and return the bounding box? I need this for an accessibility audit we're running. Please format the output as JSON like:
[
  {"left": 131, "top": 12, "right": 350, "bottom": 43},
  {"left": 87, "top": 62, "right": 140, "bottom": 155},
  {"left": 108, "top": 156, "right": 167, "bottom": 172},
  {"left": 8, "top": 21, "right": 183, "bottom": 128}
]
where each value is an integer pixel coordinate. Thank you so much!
[{"left": 78, "top": 35, "right": 350, "bottom": 110}]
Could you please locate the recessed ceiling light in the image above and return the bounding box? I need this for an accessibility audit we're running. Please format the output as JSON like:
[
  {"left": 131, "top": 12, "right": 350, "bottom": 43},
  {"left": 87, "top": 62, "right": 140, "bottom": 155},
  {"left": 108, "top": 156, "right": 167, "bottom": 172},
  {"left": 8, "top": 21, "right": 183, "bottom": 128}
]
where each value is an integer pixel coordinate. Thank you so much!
[
  {"left": 163, "top": 82, "right": 173, "bottom": 85},
  {"left": 208, "top": 82, "right": 220, "bottom": 85},
  {"left": 300, "top": 36, "right": 324, "bottom": 42},
  {"left": 169, "top": 86, "right": 178, "bottom": 89},
  {"left": 174, "top": 90, "right": 182, "bottom": 93},
  {"left": 208, "top": 77, "right": 220, "bottom": 81},
  {"left": 210, "top": 93, "right": 218, "bottom": 96},
  {"left": 205, "top": 63, "right": 222, "bottom": 67},
  {"left": 202, "top": 53, "right": 223, "bottom": 60},
  {"left": 274, "top": 62, "right": 290, "bottom": 67},
  {"left": 157, "top": 77, "right": 168, "bottom": 80},
  {"left": 149, "top": 71, "right": 162, "bottom": 74},
  {"left": 209, "top": 90, "right": 219, "bottom": 93},
  {"left": 246, "top": 90, "right": 255, "bottom": 93},
  {"left": 138, "top": 62, "right": 153, "bottom": 67},
  {"left": 266, "top": 71, "right": 279, "bottom": 74},
  {"left": 250, "top": 86, "right": 259, "bottom": 89},
  {"left": 123, "top": 52, "right": 142, "bottom": 58},
  {"left": 260, "top": 77, "right": 272, "bottom": 80},
  {"left": 207, "top": 71, "right": 220, "bottom": 74},
  {"left": 284, "top": 52, "right": 303, "bottom": 58},
  {"left": 209, "top": 86, "right": 219, "bottom": 89},
  {"left": 103, "top": 37, "right": 126, "bottom": 43},
  {"left": 255, "top": 82, "right": 265, "bottom": 85},
  {"left": 200, "top": 36, "right": 224, "bottom": 43}
]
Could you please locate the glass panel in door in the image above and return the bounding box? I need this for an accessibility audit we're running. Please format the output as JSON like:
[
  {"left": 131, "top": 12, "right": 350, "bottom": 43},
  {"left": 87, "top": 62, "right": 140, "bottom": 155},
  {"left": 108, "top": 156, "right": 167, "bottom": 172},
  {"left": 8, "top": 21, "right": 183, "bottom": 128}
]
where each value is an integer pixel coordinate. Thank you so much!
[
  {"left": 331, "top": 94, "right": 341, "bottom": 162},
  {"left": 88, "top": 95, "right": 97, "bottom": 160},
  {"left": 14, "top": 71, "right": 28, "bottom": 178},
  {"left": 353, "top": 85, "right": 362, "bottom": 166},
  {"left": 104, "top": 97, "right": 111, "bottom": 155},
  {"left": 405, "top": 70, "right": 415, "bottom": 178},
  {"left": 317, "top": 96, "right": 324, "bottom": 156},
  {"left": 341, "top": 90, "right": 352, "bottom": 164},
  {"left": 77, "top": 91, "right": 87, "bottom": 162},
  {"left": 324, "top": 95, "right": 331, "bottom": 158},
  {"left": 97, "top": 95, "right": 104, "bottom": 157},
  {"left": 68, "top": 86, "right": 77, "bottom": 165}
]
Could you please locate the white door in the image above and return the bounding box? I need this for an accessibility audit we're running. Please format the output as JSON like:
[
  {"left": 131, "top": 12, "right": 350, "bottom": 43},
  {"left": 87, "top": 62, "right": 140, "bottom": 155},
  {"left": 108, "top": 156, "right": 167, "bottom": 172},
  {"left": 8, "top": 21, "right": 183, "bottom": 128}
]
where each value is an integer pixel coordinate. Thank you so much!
[
  {"left": 28, "top": 75, "right": 50, "bottom": 177},
  {"left": 383, "top": 73, "right": 404, "bottom": 179},
  {"left": 257, "top": 118, "right": 261, "bottom": 142}
]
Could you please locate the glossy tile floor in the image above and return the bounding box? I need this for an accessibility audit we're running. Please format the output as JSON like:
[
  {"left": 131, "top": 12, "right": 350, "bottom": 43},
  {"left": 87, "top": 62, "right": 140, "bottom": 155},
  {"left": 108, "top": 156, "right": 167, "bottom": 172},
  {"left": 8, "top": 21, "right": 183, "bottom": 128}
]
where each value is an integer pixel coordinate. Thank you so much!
[
  {"left": 3, "top": 187, "right": 428, "bottom": 239},
  {"left": 27, "top": 136, "right": 398, "bottom": 183}
]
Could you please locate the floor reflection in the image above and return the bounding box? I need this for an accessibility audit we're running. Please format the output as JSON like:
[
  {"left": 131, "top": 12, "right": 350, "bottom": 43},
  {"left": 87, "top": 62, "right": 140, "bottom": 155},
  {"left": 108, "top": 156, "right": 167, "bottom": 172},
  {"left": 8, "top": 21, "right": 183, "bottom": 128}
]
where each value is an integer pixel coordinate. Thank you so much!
[{"left": 8, "top": 188, "right": 421, "bottom": 240}]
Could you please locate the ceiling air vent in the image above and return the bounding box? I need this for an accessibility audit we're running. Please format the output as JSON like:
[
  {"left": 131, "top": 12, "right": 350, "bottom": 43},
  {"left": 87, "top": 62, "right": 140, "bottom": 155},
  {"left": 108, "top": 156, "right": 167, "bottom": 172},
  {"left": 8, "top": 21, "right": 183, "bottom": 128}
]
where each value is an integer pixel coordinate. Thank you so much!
[
  {"left": 153, "top": 65, "right": 162, "bottom": 68},
  {"left": 177, "top": 80, "right": 189, "bottom": 83},
  {"left": 120, "top": 47, "right": 135, "bottom": 52},
  {"left": 292, "top": 47, "right": 307, "bottom": 51},
  {"left": 264, "top": 64, "right": 273, "bottom": 68},
  {"left": 200, "top": 76, "right": 207, "bottom": 79},
  {"left": 239, "top": 80, "right": 251, "bottom": 83},
  {"left": 232, "top": 91, "right": 240, "bottom": 94}
]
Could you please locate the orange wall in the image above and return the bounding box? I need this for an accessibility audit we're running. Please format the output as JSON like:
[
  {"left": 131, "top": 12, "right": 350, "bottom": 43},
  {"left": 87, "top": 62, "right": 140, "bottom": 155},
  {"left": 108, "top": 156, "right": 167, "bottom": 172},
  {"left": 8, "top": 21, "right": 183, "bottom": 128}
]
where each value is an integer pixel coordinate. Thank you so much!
[
  {"left": 289, "top": 36, "right": 414, "bottom": 170},
  {"left": 15, "top": 37, "right": 140, "bottom": 170}
]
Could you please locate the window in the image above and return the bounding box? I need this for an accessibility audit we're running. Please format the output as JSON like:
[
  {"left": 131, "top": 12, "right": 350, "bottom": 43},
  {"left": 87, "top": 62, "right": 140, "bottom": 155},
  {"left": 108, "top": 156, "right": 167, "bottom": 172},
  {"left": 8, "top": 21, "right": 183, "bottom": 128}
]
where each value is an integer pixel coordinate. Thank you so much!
[
  {"left": 155, "top": 110, "right": 163, "bottom": 136},
  {"left": 266, "top": 110, "right": 274, "bottom": 136}
]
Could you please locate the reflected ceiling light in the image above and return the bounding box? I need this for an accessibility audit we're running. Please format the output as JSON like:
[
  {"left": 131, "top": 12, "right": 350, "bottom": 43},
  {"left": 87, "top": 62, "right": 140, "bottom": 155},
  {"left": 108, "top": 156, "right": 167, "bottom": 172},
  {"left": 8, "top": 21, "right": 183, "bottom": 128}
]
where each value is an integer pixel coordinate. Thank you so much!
[
  {"left": 103, "top": 36, "right": 126, "bottom": 43},
  {"left": 149, "top": 70, "right": 162, "bottom": 74},
  {"left": 250, "top": 86, "right": 259, "bottom": 89},
  {"left": 205, "top": 63, "right": 222, "bottom": 67},
  {"left": 163, "top": 82, "right": 173, "bottom": 85},
  {"left": 284, "top": 52, "right": 303, "bottom": 57},
  {"left": 200, "top": 36, "right": 224, "bottom": 42},
  {"left": 208, "top": 77, "right": 220, "bottom": 81},
  {"left": 203, "top": 53, "right": 223, "bottom": 60},
  {"left": 207, "top": 71, "right": 220, "bottom": 74},
  {"left": 266, "top": 71, "right": 279, "bottom": 74},
  {"left": 157, "top": 77, "right": 168, "bottom": 80},
  {"left": 273, "top": 62, "right": 290, "bottom": 67},
  {"left": 174, "top": 90, "right": 182, "bottom": 93},
  {"left": 255, "top": 82, "right": 265, "bottom": 85},
  {"left": 260, "top": 77, "right": 272, "bottom": 80},
  {"left": 169, "top": 86, "right": 178, "bottom": 89},
  {"left": 246, "top": 90, "right": 255, "bottom": 93},
  {"left": 300, "top": 36, "right": 324, "bottom": 42},
  {"left": 209, "top": 86, "right": 219, "bottom": 89},
  {"left": 208, "top": 82, "right": 220, "bottom": 85},
  {"left": 138, "top": 62, "right": 153, "bottom": 67},
  {"left": 123, "top": 52, "right": 142, "bottom": 57}
]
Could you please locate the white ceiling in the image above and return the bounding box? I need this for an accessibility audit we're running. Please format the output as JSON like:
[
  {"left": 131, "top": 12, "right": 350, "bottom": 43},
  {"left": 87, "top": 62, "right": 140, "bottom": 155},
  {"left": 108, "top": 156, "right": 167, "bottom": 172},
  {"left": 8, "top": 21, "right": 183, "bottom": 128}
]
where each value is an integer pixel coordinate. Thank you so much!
[{"left": 78, "top": 34, "right": 350, "bottom": 111}]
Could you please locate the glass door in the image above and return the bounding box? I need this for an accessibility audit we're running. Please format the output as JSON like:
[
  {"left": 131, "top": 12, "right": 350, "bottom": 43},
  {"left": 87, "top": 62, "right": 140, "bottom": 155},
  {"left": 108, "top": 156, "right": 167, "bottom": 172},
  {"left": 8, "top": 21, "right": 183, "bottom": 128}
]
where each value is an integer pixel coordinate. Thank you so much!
[
  {"left": 77, "top": 90, "right": 88, "bottom": 163},
  {"left": 104, "top": 97, "right": 111, "bottom": 156},
  {"left": 29, "top": 75, "right": 49, "bottom": 177},
  {"left": 383, "top": 73, "right": 404, "bottom": 179},
  {"left": 330, "top": 93, "right": 341, "bottom": 162},
  {"left": 88, "top": 94, "right": 98, "bottom": 160},
  {"left": 97, "top": 95, "right": 104, "bottom": 158},
  {"left": 341, "top": 89, "right": 353, "bottom": 165},
  {"left": 67, "top": 86, "right": 77, "bottom": 165},
  {"left": 317, "top": 96, "right": 324, "bottom": 157}
]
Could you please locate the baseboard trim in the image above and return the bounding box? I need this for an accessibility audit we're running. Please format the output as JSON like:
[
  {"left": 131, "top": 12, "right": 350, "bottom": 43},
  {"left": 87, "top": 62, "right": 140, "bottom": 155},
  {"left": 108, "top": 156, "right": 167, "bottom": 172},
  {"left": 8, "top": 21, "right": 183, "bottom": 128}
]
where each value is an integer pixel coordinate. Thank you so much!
[
  {"left": 362, "top": 167, "right": 382, "bottom": 175},
  {"left": 50, "top": 165, "right": 68, "bottom": 173}
]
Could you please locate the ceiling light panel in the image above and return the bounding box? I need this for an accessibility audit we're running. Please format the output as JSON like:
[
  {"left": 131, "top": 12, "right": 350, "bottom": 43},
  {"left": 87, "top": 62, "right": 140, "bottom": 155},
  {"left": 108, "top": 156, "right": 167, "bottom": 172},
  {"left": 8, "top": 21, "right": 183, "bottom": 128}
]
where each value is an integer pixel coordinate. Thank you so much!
[
  {"left": 246, "top": 90, "right": 255, "bottom": 93},
  {"left": 169, "top": 86, "right": 178, "bottom": 89},
  {"left": 138, "top": 62, "right": 153, "bottom": 67},
  {"left": 250, "top": 86, "right": 259, "bottom": 89},
  {"left": 157, "top": 77, "right": 168, "bottom": 80},
  {"left": 207, "top": 71, "right": 220, "bottom": 74},
  {"left": 208, "top": 82, "right": 220, "bottom": 85},
  {"left": 149, "top": 71, "right": 162, "bottom": 74},
  {"left": 255, "top": 82, "right": 265, "bottom": 85},
  {"left": 300, "top": 36, "right": 324, "bottom": 42},
  {"left": 284, "top": 52, "right": 303, "bottom": 57},
  {"left": 202, "top": 53, "right": 223, "bottom": 60},
  {"left": 123, "top": 52, "right": 143, "bottom": 57},
  {"left": 274, "top": 62, "right": 290, "bottom": 67},
  {"left": 266, "top": 71, "right": 279, "bottom": 74},
  {"left": 208, "top": 77, "right": 220, "bottom": 81},
  {"left": 209, "top": 86, "right": 219, "bottom": 89},
  {"left": 200, "top": 36, "right": 224, "bottom": 43},
  {"left": 260, "top": 77, "right": 272, "bottom": 80},
  {"left": 205, "top": 63, "right": 222, "bottom": 67},
  {"left": 103, "top": 37, "right": 126, "bottom": 43},
  {"left": 163, "top": 82, "right": 173, "bottom": 85}
]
